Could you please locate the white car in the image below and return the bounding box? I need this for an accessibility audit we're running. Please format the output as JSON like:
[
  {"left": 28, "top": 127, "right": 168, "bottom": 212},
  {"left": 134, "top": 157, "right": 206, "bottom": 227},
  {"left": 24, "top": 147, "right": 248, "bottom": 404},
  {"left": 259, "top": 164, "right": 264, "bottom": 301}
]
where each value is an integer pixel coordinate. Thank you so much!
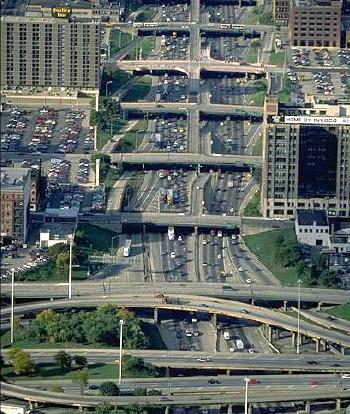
[
  {"left": 238, "top": 267, "right": 244, "bottom": 272},
  {"left": 170, "top": 252, "right": 176, "bottom": 259},
  {"left": 342, "top": 374, "right": 350, "bottom": 379},
  {"left": 246, "top": 278, "right": 252, "bottom": 284},
  {"left": 229, "top": 347, "right": 236, "bottom": 352}
]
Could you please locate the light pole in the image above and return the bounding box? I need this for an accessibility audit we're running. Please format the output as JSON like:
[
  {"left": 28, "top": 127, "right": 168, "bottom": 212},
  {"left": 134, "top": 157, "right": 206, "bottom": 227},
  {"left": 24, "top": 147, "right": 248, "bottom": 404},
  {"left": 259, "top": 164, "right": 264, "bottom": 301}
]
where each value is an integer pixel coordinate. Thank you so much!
[
  {"left": 68, "top": 234, "right": 74, "bottom": 300},
  {"left": 297, "top": 278, "right": 302, "bottom": 354},
  {"left": 105, "top": 80, "right": 113, "bottom": 97},
  {"left": 10, "top": 268, "right": 15, "bottom": 344},
  {"left": 244, "top": 377, "right": 250, "bottom": 414},
  {"left": 119, "top": 319, "right": 124, "bottom": 385}
]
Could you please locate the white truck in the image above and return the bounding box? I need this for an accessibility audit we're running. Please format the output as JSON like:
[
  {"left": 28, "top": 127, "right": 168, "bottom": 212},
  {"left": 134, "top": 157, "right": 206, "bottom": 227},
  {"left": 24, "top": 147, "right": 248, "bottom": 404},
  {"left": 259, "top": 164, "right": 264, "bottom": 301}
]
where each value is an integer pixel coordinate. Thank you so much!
[
  {"left": 228, "top": 179, "right": 234, "bottom": 188},
  {"left": 0, "top": 403, "right": 31, "bottom": 414},
  {"left": 223, "top": 331, "right": 231, "bottom": 340},
  {"left": 236, "top": 339, "right": 244, "bottom": 350}
]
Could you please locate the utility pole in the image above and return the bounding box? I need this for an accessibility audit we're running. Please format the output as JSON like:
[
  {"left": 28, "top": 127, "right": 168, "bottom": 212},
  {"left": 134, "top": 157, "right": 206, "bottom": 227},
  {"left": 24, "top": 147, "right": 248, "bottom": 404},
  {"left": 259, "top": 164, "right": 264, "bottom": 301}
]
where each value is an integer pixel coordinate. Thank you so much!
[
  {"left": 68, "top": 234, "right": 74, "bottom": 300},
  {"left": 297, "top": 278, "right": 302, "bottom": 354},
  {"left": 119, "top": 319, "right": 124, "bottom": 385},
  {"left": 10, "top": 268, "right": 15, "bottom": 344},
  {"left": 244, "top": 377, "right": 250, "bottom": 414}
]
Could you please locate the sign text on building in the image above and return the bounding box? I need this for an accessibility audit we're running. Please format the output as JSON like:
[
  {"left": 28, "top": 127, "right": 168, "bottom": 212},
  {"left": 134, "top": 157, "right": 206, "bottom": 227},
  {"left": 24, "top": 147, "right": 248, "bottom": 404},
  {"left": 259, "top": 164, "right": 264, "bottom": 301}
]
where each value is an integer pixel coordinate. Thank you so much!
[
  {"left": 284, "top": 116, "right": 350, "bottom": 125},
  {"left": 52, "top": 7, "right": 72, "bottom": 18}
]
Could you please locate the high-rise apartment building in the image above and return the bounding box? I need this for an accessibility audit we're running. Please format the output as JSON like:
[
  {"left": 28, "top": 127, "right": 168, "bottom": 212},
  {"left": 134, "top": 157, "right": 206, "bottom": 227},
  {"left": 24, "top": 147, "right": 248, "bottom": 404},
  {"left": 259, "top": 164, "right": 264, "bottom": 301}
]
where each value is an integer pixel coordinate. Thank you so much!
[
  {"left": 289, "top": 0, "right": 342, "bottom": 48},
  {"left": 1, "top": 15, "right": 101, "bottom": 89},
  {"left": 261, "top": 98, "right": 350, "bottom": 219},
  {"left": 1, "top": 168, "right": 31, "bottom": 242}
]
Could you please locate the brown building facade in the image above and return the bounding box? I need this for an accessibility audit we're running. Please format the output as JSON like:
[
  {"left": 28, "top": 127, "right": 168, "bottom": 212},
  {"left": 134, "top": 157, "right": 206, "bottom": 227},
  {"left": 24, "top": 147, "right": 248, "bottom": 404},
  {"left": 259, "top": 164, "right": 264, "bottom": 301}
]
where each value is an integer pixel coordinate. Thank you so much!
[
  {"left": 289, "top": 0, "right": 342, "bottom": 48},
  {"left": 273, "top": 0, "right": 290, "bottom": 26},
  {"left": 1, "top": 168, "right": 31, "bottom": 242}
]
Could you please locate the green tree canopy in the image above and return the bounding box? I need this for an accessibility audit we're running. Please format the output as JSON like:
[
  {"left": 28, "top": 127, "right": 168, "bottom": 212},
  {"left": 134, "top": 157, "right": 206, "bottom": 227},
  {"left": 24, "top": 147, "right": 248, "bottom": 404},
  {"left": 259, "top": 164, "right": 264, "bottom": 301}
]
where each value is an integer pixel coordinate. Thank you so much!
[
  {"left": 100, "top": 381, "right": 120, "bottom": 396},
  {"left": 71, "top": 368, "right": 89, "bottom": 395},
  {"left": 54, "top": 351, "right": 72, "bottom": 371}
]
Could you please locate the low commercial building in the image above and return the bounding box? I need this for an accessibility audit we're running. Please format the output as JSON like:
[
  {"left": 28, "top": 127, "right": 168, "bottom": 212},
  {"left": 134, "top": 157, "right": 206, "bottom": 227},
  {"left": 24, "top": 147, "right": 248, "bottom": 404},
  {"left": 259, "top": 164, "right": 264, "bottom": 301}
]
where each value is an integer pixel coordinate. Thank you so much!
[
  {"left": 289, "top": 0, "right": 342, "bottom": 48},
  {"left": 295, "top": 210, "right": 330, "bottom": 247},
  {"left": 0, "top": 167, "right": 31, "bottom": 242},
  {"left": 39, "top": 223, "right": 76, "bottom": 247}
]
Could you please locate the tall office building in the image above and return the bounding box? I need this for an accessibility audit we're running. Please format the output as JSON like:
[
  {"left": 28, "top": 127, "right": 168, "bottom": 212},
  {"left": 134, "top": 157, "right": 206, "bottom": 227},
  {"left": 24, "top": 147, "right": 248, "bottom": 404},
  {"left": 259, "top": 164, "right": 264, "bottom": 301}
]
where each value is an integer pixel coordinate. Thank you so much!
[
  {"left": 1, "top": 14, "right": 101, "bottom": 89},
  {"left": 289, "top": 0, "right": 342, "bottom": 48},
  {"left": 261, "top": 98, "right": 350, "bottom": 219},
  {"left": 1, "top": 168, "right": 31, "bottom": 242}
]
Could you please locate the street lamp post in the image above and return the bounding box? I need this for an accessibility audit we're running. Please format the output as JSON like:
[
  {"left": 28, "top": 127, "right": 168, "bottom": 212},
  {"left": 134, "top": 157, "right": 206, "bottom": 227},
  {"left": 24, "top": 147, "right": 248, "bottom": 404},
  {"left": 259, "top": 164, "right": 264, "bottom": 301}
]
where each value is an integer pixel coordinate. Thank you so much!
[
  {"left": 105, "top": 80, "right": 113, "bottom": 97},
  {"left": 244, "top": 377, "right": 250, "bottom": 414},
  {"left": 119, "top": 319, "right": 124, "bottom": 385},
  {"left": 10, "top": 268, "right": 15, "bottom": 344},
  {"left": 68, "top": 234, "right": 74, "bottom": 300},
  {"left": 297, "top": 278, "right": 302, "bottom": 354}
]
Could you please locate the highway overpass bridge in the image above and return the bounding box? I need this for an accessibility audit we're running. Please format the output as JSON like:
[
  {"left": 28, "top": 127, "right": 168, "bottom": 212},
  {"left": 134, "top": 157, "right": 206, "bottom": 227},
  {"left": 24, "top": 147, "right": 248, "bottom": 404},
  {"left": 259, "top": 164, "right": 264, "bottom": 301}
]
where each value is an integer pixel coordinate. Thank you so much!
[
  {"left": 109, "top": 152, "right": 262, "bottom": 169},
  {"left": 2, "top": 295, "right": 350, "bottom": 352},
  {"left": 114, "top": 59, "right": 266, "bottom": 77},
  {"left": 2, "top": 281, "right": 349, "bottom": 305},
  {"left": 119, "top": 101, "right": 264, "bottom": 117}
]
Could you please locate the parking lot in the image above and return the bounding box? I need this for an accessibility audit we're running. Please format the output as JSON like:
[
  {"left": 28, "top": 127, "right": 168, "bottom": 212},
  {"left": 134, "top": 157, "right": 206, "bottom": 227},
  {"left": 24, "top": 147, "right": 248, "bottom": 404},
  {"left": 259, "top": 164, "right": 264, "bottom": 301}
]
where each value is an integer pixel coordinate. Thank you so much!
[
  {"left": 158, "top": 169, "right": 191, "bottom": 213},
  {"left": 1, "top": 106, "right": 91, "bottom": 155},
  {"left": 209, "top": 119, "right": 245, "bottom": 154},
  {"left": 290, "top": 48, "right": 350, "bottom": 68},
  {"left": 209, "top": 77, "right": 260, "bottom": 106}
]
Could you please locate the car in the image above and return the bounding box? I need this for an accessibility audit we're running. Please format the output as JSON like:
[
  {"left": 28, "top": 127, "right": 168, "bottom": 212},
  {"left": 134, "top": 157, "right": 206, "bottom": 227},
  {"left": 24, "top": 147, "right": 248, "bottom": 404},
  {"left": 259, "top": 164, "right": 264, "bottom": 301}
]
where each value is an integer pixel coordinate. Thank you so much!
[
  {"left": 170, "top": 252, "right": 176, "bottom": 259},
  {"left": 197, "top": 358, "right": 206, "bottom": 362},
  {"left": 245, "top": 278, "right": 252, "bottom": 284},
  {"left": 238, "top": 267, "right": 244, "bottom": 272},
  {"left": 342, "top": 374, "right": 350, "bottom": 379},
  {"left": 309, "top": 380, "right": 319, "bottom": 386},
  {"left": 87, "top": 385, "right": 100, "bottom": 390},
  {"left": 248, "top": 348, "right": 255, "bottom": 354},
  {"left": 229, "top": 347, "right": 236, "bottom": 352},
  {"left": 249, "top": 378, "right": 259, "bottom": 384},
  {"left": 307, "top": 360, "right": 319, "bottom": 365},
  {"left": 208, "top": 379, "right": 220, "bottom": 384},
  {"left": 331, "top": 363, "right": 341, "bottom": 367}
]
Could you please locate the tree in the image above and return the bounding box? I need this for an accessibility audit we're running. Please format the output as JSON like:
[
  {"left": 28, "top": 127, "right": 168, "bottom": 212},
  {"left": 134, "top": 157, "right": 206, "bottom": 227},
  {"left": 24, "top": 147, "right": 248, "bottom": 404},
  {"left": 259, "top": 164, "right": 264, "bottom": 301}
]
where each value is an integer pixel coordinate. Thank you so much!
[
  {"left": 72, "top": 355, "right": 87, "bottom": 367},
  {"left": 100, "top": 381, "right": 120, "bottom": 396},
  {"left": 56, "top": 251, "right": 71, "bottom": 275},
  {"left": 251, "top": 39, "right": 261, "bottom": 48},
  {"left": 54, "top": 351, "right": 72, "bottom": 371},
  {"left": 71, "top": 368, "right": 89, "bottom": 394},
  {"left": 95, "top": 403, "right": 117, "bottom": 414},
  {"left": 133, "top": 387, "right": 147, "bottom": 396},
  {"left": 49, "top": 384, "right": 64, "bottom": 393},
  {"left": 36, "top": 308, "right": 56, "bottom": 322},
  {"left": 9, "top": 349, "right": 35, "bottom": 375},
  {"left": 147, "top": 388, "right": 162, "bottom": 396},
  {"left": 124, "top": 405, "right": 147, "bottom": 414}
]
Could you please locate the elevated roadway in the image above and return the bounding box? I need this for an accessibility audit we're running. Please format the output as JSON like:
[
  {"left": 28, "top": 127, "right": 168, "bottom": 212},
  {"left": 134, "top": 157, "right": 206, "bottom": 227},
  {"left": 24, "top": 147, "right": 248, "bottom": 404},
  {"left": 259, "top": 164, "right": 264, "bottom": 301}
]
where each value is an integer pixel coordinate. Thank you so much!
[
  {"left": 2, "top": 282, "right": 349, "bottom": 305},
  {"left": 2, "top": 381, "right": 349, "bottom": 407},
  {"left": 110, "top": 151, "right": 262, "bottom": 167},
  {"left": 4, "top": 349, "right": 350, "bottom": 373},
  {"left": 120, "top": 101, "right": 264, "bottom": 116},
  {"left": 2, "top": 295, "right": 350, "bottom": 349}
]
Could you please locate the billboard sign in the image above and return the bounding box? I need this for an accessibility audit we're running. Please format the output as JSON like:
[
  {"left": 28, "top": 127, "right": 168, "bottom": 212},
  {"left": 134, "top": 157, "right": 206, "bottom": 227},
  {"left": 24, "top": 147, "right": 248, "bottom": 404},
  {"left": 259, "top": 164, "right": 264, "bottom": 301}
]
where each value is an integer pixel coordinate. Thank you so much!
[
  {"left": 272, "top": 115, "right": 350, "bottom": 125},
  {"left": 52, "top": 7, "right": 72, "bottom": 18}
]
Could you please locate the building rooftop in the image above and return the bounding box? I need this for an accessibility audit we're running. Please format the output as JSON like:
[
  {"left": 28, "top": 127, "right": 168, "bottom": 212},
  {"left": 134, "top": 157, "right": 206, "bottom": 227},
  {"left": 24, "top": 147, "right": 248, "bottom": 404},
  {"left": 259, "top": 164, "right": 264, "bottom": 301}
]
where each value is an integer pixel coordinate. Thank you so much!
[
  {"left": 1, "top": 167, "right": 30, "bottom": 191},
  {"left": 297, "top": 210, "right": 329, "bottom": 226}
]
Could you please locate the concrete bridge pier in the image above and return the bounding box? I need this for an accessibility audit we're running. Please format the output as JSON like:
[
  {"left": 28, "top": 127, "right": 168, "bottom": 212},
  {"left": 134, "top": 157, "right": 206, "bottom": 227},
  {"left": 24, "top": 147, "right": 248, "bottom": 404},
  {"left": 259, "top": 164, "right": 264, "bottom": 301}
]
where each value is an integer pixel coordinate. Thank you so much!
[
  {"left": 341, "top": 346, "right": 345, "bottom": 355},
  {"left": 283, "top": 300, "right": 287, "bottom": 311},
  {"left": 321, "top": 339, "right": 328, "bottom": 352},
  {"left": 212, "top": 313, "right": 218, "bottom": 329},
  {"left": 226, "top": 369, "right": 231, "bottom": 376},
  {"left": 292, "top": 331, "right": 296, "bottom": 348},
  {"left": 305, "top": 400, "right": 311, "bottom": 413},
  {"left": 267, "top": 324, "right": 272, "bottom": 342},
  {"left": 317, "top": 302, "right": 323, "bottom": 310},
  {"left": 154, "top": 307, "right": 160, "bottom": 324},
  {"left": 227, "top": 404, "right": 233, "bottom": 414},
  {"left": 336, "top": 398, "right": 341, "bottom": 411},
  {"left": 165, "top": 406, "right": 170, "bottom": 414},
  {"left": 315, "top": 338, "right": 320, "bottom": 353}
]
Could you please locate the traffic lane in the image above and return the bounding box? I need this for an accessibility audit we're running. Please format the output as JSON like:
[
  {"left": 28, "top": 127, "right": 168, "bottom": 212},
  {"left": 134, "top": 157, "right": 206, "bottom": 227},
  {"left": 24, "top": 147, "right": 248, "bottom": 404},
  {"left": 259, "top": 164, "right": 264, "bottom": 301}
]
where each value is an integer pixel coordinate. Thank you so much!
[{"left": 4, "top": 349, "right": 350, "bottom": 370}]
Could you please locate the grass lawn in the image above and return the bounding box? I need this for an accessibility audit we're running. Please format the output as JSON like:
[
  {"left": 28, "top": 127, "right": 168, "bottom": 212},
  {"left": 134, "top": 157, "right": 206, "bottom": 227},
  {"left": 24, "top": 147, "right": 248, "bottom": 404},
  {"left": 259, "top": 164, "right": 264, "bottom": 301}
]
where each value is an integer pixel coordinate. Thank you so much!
[
  {"left": 114, "top": 120, "right": 148, "bottom": 152},
  {"left": 244, "top": 228, "right": 304, "bottom": 286},
  {"left": 323, "top": 304, "right": 350, "bottom": 322},
  {"left": 245, "top": 47, "right": 258, "bottom": 64},
  {"left": 101, "top": 69, "right": 132, "bottom": 96},
  {"left": 135, "top": 6, "right": 158, "bottom": 22},
  {"left": 249, "top": 90, "right": 266, "bottom": 107},
  {"left": 125, "top": 37, "right": 155, "bottom": 60},
  {"left": 109, "top": 29, "right": 133, "bottom": 57},
  {"left": 269, "top": 51, "right": 286, "bottom": 66},
  {"left": 123, "top": 77, "right": 152, "bottom": 102},
  {"left": 105, "top": 168, "right": 122, "bottom": 196},
  {"left": 97, "top": 120, "right": 126, "bottom": 150},
  {"left": 243, "top": 190, "right": 261, "bottom": 217},
  {"left": 277, "top": 77, "right": 292, "bottom": 103},
  {"left": 243, "top": 11, "right": 259, "bottom": 24},
  {"left": 76, "top": 223, "right": 119, "bottom": 252},
  {"left": 2, "top": 362, "right": 154, "bottom": 381},
  {"left": 252, "top": 134, "right": 262, "bottom": 156}
]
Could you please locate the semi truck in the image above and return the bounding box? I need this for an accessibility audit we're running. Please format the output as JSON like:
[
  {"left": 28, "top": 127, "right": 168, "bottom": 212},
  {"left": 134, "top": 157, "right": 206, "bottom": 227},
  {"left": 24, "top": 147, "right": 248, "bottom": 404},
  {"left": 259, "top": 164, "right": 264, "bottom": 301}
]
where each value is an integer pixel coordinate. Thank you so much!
[
  {"left": 236, "top": 339, "right": 244, "bottom": 350},
  {"left": 223, "top": 331, "right": 231, "bottom": 340}
]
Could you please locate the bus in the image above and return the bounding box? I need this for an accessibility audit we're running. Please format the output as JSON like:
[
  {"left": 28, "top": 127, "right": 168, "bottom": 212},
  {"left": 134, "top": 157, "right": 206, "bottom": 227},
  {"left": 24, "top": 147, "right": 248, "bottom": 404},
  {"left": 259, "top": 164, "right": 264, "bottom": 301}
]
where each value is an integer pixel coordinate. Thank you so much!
[
  {"left": 168, "top": 226, "right": 175, "bottom": 241},
  {"left": 231, "top": 24, "right": 244, "bottom": 30},
  {"left": 123, "top": 239, "right": 132, "bottom": 257}
]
